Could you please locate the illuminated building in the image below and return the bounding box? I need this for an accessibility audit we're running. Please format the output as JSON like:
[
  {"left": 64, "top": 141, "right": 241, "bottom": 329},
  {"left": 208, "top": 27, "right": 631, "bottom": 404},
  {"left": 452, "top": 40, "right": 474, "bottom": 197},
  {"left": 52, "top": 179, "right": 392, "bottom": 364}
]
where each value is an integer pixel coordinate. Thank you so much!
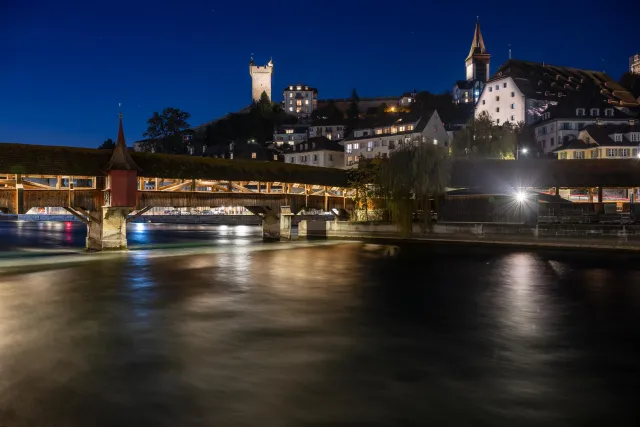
[
  {"left": 249, "top": 56, "right": 273, "bottom": 102},
  {"left": 452, "top": 18, "right": 490, "bottom": 105},
  {"left": 282, "top": 85, "right": 318, "bottom": 121}
]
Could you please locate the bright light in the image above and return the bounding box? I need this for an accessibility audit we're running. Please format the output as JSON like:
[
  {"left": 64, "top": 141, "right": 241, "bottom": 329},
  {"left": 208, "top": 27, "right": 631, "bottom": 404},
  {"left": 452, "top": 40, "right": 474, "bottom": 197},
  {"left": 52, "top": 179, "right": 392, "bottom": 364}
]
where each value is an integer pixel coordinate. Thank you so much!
[
  {"left": 522, "top": 148, "right": 528, "bottom": 154},
  {"left": 637, "top": 152, "right": 640, "bottom": 159},
  {"left": 516, "top": 192, "right": 526, "bottom": 203},
  {"left": 433, "top": 139, "right": 438, "bottom": 145}
]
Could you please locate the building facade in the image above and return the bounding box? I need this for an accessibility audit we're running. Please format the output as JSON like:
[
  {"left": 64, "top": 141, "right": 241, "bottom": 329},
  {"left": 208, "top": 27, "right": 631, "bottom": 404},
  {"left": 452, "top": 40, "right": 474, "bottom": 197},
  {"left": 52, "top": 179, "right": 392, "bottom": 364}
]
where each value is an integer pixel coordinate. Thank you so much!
[
  {"left": 249, "top": 57, "right": 273, "bottom": 102},
  {"left": 631, "top": 53, "right": 640, "bottom": 75},
  {"left": 284, "top": 137, "right": 344, "bottom": 168},
  {"left": 273, "top": 124, "right": 309, "bottom": 146},
  {"left": 308, "top": 123, "right": 345, "bottom": 141},
  {"left": 475, "top": 59, "right": 640, "bottom": 126},
  {"left": 342, "top": 111, "right": 449, "bottom": 168},
  {"left": 453, "top": 18, "right": 490, "bottom": 105},
  {"left": 554, "top": 121, "right": 640, "bottom": 159},
  {"left": 283, "top": 85, "right": 318, "bottom": 120}
]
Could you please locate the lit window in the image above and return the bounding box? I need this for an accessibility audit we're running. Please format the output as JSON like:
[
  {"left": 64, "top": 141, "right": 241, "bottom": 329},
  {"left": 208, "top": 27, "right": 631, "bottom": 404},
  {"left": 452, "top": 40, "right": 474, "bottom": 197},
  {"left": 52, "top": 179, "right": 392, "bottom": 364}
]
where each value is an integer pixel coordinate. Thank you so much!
[
  {"left": 296, "top": 100, "right": 302, "bottom": 106},
  {"left": 285, "top": 129, "right": 293, "bottom": 134},
  {"left": 273, "top": 155, "right": 278, "bottom": 161},
  {"left": 346, "top": 144, "right": 353, "bottom": 154},
  {"left": 327, "top": 134, "right": 332, "bottom": 140},
  {"left": 375, "top": 129, "right": 382, "bottom": 135},
  {"left": 391, "top": 127, "right": 397, "bottom": 134},
  {"left": 289, "top": 93, "right": 293, "bottom": 97},
  {"left": 367, "top": 141, "right": 373, "bottom": 151},
  {"left": 398, "top": 126, "right": 405, "bottom": 132},
  {"left": 575, "top": 151, "right": 584, "bottom": 159},
  {"left": 251, "top": 152, "right": 257, "bottom": 159},
  {"left": 297, "top": 86, "right": 301, "bottom": 90},
  {"left": 407, "top": 125, "right": 413, "bottom": 131},
  {"left": 305, "top": 100, "right": 309, "bottom": 105},
  {"left": 289, "top": 86, "right": 293, "bottom": 90},
  {"left": 353, "top": 143, "right": 359, "bottom": 149},
  {"left": 289, "top": 107, "right": 293, "bottom": 111},
  {"left": 608, "top": 148, "right": 615, "bottom": 157}
]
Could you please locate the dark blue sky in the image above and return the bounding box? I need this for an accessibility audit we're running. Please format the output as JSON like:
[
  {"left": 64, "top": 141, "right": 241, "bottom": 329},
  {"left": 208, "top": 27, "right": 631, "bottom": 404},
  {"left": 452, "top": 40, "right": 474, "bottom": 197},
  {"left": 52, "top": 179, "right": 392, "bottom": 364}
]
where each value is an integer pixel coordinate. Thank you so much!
[{"left": 1, "top": 0, "right": 636, "bottom": 147}]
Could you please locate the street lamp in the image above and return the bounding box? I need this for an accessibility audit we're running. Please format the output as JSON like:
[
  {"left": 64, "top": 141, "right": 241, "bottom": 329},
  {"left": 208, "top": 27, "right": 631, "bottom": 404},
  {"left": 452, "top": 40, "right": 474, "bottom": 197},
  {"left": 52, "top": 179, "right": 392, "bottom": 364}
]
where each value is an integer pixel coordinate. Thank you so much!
[{"left": 516, "top": 147, "right": 528, "bottom": 160}]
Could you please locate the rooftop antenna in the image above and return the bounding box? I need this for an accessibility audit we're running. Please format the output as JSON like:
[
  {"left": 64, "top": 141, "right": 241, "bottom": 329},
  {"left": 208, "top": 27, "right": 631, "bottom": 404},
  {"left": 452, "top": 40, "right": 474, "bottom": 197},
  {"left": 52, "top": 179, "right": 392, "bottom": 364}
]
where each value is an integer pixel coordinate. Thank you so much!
[{"left": 118, "top": 102, "right": 122, "bottom": 117}]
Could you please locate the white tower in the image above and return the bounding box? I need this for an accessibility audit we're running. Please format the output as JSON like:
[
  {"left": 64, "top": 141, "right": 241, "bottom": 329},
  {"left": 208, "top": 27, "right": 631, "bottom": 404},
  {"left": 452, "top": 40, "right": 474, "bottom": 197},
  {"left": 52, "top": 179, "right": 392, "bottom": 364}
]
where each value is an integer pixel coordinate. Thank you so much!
[{"left": 249, "top": 57, "right": 274, "bottom": 102}]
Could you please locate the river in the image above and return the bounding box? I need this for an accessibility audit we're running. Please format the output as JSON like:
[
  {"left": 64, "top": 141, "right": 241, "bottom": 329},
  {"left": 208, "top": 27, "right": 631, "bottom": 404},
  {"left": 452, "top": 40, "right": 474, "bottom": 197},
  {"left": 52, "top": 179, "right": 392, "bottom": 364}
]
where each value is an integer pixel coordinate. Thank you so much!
[{"left": 1, "top": 221, "right": 639, "bottom": 426}]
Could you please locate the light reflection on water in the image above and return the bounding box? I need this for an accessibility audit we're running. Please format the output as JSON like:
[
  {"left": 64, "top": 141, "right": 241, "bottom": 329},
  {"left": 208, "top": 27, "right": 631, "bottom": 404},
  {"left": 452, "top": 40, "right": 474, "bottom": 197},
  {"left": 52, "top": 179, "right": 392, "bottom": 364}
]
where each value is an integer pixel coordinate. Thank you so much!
[{"left": 1, "top": 224, "right": 640, "bottom": 425}]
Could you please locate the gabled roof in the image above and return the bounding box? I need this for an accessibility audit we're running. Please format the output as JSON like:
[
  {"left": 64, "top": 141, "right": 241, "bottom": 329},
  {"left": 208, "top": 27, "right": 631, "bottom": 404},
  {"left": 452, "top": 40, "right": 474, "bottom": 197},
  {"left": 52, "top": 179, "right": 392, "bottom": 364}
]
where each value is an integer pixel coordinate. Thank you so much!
[
  {"left": 454, "top": 80, "right": 474, "bottom": 90},
  {"left": 292, "top": 137, "right": 344, "bottom": 153},
  {"left": 581, "top": 123, "right": 640, "bottom": 146},
  {"left": 343, "top": 111, "right": 436, "bottom": 142}
]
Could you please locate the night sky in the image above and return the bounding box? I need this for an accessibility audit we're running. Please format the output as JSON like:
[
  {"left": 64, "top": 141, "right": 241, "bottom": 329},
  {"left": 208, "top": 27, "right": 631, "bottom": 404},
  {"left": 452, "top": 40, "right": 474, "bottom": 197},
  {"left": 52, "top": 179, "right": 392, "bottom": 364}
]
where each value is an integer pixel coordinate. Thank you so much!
[{"left": 1, "top": 0, "right": 636, "bottom": 148}]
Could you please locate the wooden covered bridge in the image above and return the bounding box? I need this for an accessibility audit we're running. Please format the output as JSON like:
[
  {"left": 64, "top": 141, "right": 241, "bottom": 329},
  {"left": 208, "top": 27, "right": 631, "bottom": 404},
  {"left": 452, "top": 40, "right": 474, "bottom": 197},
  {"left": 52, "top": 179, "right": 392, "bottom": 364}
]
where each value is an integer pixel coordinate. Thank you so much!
[{"left": 0, "top": 115, "right": 355, "bottom": 250}]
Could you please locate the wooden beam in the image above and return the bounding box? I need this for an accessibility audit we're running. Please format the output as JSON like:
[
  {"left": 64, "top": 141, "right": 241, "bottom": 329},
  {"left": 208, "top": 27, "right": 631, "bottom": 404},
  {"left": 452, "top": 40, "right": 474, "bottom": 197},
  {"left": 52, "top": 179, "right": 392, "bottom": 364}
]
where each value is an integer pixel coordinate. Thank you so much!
[
  {"left": 126, "top": 206, "right": 152, "bottom": 223},
  {"left": 63, "top": 207, "right": 90, "bottom": 224},
  {"left": 22, "top": 179, "right": 56, "bottom": 189}
]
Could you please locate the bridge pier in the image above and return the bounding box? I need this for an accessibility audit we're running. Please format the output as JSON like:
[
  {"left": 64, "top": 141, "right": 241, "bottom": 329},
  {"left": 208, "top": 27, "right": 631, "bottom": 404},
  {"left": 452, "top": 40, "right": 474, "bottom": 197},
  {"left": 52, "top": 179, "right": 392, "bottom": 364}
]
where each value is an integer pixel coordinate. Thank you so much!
[
  {"left": 254, "top": 206, "right": 294, "bottom": 241},
  {"left": 101, "top": 207, "right": 130, "bottom": 250}
]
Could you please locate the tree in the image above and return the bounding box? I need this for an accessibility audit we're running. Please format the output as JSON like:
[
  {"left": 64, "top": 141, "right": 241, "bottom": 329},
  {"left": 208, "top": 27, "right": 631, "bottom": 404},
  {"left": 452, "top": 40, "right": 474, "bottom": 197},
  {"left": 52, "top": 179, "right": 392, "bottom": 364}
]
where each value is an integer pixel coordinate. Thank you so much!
[
  {"left": 142, "top": 107, "right": 191, "bottom": 153},
  {"left": 379, "top": 139, "right": 451, "bottom": 236},
  {"left": 346, "top": 88, "right": 360, "bottom": 121},
  {"left": 451, "top": 111, "right": 518, "bottom": 159},
  {"left": 98, "top": 138, "right": 115, "bottom": 149},
  {"left": 347, "top": 157, "right": 383, "bottom": 221}
]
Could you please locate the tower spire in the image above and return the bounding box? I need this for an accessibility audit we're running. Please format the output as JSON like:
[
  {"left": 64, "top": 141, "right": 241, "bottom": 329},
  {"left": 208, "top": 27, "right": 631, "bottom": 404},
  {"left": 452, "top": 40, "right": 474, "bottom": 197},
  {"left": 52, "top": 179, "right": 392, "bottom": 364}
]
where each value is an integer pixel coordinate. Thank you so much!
[
  {"left": 104, "top": 112, "right": 141, "bottom": 171},
  {"left": 467, "top": 17, "right": 487, "bottom": 60}
]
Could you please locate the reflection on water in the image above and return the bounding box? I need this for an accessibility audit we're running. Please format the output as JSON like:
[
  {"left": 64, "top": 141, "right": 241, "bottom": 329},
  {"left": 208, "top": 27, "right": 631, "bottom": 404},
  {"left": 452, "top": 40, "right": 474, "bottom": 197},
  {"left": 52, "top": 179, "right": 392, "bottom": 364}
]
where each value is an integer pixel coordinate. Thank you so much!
[{"left": 1, "top": 223, "right": 640, "bottom": 425}]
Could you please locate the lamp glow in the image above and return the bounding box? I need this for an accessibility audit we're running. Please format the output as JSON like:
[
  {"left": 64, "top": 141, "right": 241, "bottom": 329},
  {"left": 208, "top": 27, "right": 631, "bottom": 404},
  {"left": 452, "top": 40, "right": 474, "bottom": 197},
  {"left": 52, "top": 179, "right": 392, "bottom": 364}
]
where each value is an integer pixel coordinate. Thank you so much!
[
  {"left": 522, "top": 148, "right": 528, "bottom": 154},
  {"left": 516, "top": 192, "right": 526, "bottom": 203}
]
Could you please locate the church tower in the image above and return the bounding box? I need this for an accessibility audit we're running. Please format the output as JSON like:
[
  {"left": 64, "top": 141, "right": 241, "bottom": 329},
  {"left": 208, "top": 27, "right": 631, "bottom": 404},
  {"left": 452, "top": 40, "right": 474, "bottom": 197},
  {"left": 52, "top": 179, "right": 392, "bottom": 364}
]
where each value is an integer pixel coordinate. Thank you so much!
[
  {"left": 249, "top": 57, "right": 274, "bottom": 102},
  {"left": 465, "top": 18, "right": 491, "bottom": 82}
]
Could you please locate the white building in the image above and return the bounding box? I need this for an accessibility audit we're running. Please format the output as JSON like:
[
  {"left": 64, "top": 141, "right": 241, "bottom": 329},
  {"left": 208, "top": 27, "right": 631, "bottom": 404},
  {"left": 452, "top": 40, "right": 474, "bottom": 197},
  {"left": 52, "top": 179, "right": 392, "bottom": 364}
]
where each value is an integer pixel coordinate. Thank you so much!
[
  {"left": 475, "top": 59, "right": 639, "bottom": 127},
  {"left": 284, "top": 137, "right": 344, "bottom": 168},
  {"left": 399, "top": 91, "right": 417, "bottom": 108},
  {"left": 342, "top": 111, "right": 449, "bottom": 168},
  {"left": 308, "top": 122, "right": 345, "bottom": 141},
  {"left": 283, "top": 85, "right": 318, "bottom": 120},
  {"left": 554, "top": 120, "right": 640, "bottom": 159},
  {"left": 273, "top": 124, "right": 308, "bottom": 146},
  {"left": 249, "top": 57, "right": 273, "bottom": 102},
  {"left": 452, "top": 18, "right": 491, "bottom": 105},
  {"left": 534, "top": 100, "right": 635, "bottom": 154},
  {"left": 631, "top": 53, "right": 640, "bottom": 75}
]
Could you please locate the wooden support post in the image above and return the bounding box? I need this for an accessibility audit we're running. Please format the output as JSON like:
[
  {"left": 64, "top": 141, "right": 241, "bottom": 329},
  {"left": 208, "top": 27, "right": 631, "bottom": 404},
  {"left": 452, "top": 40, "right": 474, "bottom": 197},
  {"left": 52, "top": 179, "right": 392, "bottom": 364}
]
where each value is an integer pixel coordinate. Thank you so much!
[
  {"left": 324, "top": 186, "right": 328, "bottom": 212},
  {"left": 15, "top": 174, "right": 24, "bottom": 214},
  {"left": 69, "top": 176, "right": 74, "bottom": 190},
  {"left": 266, "top": 182, "right": 272, "bottom": 193},
  {"left": 257, "top": 182, "right": 261, "bottom": 193},
  {"left": 56, "top": 175, "right": 62, "bottom": 189},
  {"left": 191, "top": 178, "right": 196, "bottom": 191},
  {"left": 227, "top": 181, "right": 233, "bottom": 192},
  {"left": 92, "top": 177, "right": 97, "bottom": 189},
  {"left": 598, "top": 187, "right": 604, "bottom": 203}
]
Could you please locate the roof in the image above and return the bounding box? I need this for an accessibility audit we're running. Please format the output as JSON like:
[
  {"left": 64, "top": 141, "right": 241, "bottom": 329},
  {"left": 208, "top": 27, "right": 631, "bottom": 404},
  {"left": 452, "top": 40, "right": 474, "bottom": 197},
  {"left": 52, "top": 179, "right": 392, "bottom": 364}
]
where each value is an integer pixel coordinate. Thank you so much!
[
  {"left": 450, "top": 159, "right": 640, "bottom": 188},
  {"left": 274, "top": 124, "right": 309, "bottom": 135},
  {"left": 488, "top": 60, "right": 639, "bottom": 108},
  {"left": 292, "top": 137, "right": 344, "bottom": 153},
  {"left": 454, "top": 80, "right": 474, "bottom": 90},
  {"left": 343, "top": 111, "right": 435, "bottom": 142},
  {"left": 552, "top": 139, "right": 594, "bottom": 152},
  {"left": 283, "top": 85, "right": 318, "bottom": 93},
  {"left": 0, "top": 143, "right": 349, "bottom": 186},
  {"left": 581, "top": 123, "right": 640, "bottom": 146},
  {"left": 466, "top": 18, "right": 489, "bottom": 61},
  {"left": 103, "top": 114, "right": 141, "bottom": 171}
]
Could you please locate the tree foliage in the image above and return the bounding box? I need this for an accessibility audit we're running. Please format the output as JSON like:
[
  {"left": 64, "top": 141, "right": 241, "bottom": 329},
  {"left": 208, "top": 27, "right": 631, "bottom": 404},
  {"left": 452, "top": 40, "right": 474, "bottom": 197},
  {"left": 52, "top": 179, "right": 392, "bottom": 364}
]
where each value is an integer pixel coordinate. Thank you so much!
[
  {"left": 379, "top": 140, "right": 451, "bottom": 236},
  {"left": 142, "top": 107, "right": 191, "bottom": 153},
  {"left": 451, "top": 111, "right": 522, "bottom": 159},
  {"left": 346, "top": 88, "right": 360, "bottom": 122},
  {"left": 98, "top": 138, "right": 115, "bottom": 149},
  {"left": 347, "top": 157, "right": 383, "bottom": 221}
]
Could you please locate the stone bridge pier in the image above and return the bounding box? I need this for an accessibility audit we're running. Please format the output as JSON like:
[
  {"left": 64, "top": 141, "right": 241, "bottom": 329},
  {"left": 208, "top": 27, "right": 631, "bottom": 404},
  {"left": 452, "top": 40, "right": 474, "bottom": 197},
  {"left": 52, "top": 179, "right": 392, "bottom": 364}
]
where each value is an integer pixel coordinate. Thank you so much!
[{"left": 246, "top": 205, "right": 294, "bottom": 241}]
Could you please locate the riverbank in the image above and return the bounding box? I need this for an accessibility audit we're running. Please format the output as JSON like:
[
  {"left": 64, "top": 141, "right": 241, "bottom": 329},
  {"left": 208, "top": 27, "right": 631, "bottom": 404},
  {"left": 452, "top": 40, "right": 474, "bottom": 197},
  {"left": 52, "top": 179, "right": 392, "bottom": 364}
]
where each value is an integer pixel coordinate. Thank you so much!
[{"left": 298, "top": 220, "right": 640, "bottom": 252}]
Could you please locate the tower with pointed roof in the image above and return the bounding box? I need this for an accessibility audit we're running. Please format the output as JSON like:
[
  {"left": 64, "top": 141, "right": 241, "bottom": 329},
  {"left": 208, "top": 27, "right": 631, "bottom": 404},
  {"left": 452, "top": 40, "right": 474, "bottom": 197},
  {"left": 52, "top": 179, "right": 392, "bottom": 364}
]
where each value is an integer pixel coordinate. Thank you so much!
[{"left": 465, "top": 18, "right": 491, "bottom": 82}]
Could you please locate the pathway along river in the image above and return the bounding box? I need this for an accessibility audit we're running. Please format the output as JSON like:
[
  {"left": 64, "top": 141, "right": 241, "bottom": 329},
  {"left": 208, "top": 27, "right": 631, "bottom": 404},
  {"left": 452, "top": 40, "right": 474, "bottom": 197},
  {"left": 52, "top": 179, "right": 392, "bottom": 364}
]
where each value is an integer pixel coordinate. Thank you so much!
[{"left": 1, "top": 221, "right": 639, "bottom": 426}]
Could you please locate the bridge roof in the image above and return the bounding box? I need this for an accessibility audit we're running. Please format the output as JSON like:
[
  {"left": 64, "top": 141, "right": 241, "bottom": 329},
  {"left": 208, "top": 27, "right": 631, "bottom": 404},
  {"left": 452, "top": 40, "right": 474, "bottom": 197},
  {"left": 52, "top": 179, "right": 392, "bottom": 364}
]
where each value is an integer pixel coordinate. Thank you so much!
[
  {"left": 0, "top": 143, "right": 349, "bottom": 187},
  {"left": 451, "top": 159, "right": 640, "bottom": 189}
]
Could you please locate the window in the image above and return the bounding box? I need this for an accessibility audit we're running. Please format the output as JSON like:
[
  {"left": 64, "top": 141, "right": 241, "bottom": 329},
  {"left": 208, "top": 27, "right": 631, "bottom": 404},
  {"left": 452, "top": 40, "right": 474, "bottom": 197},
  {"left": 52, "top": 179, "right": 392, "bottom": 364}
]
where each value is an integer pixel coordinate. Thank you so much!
[
  {"left": 614, "top": 134, "right": 622, "bottom": 142},
  {"left": 383, "top": 127, "right": 391, "bottom": 134},
  {"left": 398, "top": 126, "right": 405, "bottom": 132},
  {"left": 273, "top": 155, "right": 278, "bottom": 161},
  {"left": 290, "top": 156, "right": 295, "bottom": 163},
  {"left": 608, "top": 148, "right": 616, "bottom": 157},
  {"left": 561, "top": 123, "right": 571, "bottom": 130},
  {"left": 375, "top": 129, "right": 382, "bottom": 135},
  {"left": 592, "top": 149, "right": 599, "bottom": 159},
  {"left": 586, "top": 136, "right": 590, "bottom": 144},
  {"left": 285, "top": 129, "right": 293, "bottom": 134},
  {"left": 289, "top": 107, "right": 293, "bottom": 112},
  {"left": 542, "top": 140, "right": 546, "bottom": 148},
  {"left": 326, "top": 134, "right": 332, "bottom": 140},
  {"left": 407, "top": 124, "right": 413, "bottom": 131},
  {"left": 503, "top": 82, "right": 507, "bottom": 88},
  {"left": 391, "top": 127, "right": 397, "bottom": 134},
  {"left": 329, "top": 154, "right": 333, "bottom": 161},
  {"left": 576, "top": 108, "right": 585, "bottom": 116},
  {"left": 631, "top": 133, "right": 640, "bottom": 142},
  {"left": 347, "top": 156, "right": 354, "bottom": 165},
  {"left": 633, "top": 149, "right": 638, "bottom": 158},
  {"left": 353, "top": 143, "right": 359, "bottom": 150},
  {"left": 482, "top": 100, "right": 486, "bottom": 105},
  {"left": 313, "top": 154, "right": 317, "bottom": 162},
  {"left": 304, "top": 144, "right": 308, "bottom": 150},
  {"left": 511, "top": 115, "right": 515, "bottom": 121},
  {"left": 495, "top": 85, "right": 499, "bottom": 90},
  {"left": 496, "top": 96, "right": 500, "bottom": 101},
  {"left": 296, "top": 86, "right": 301, "bottom": 90},
  {"left": 511, "top": 91, "right": 515, "bottom": 97},
  {"left": 251, "top": 152, "right": 257, "bottom": 159},
  {"left": 578, "top": 123, "right": 585, "bottom": 130},
  {"left": 560, "top": 152, "right": 567, "bottom": 160},
  {"left": 489, "top": 87, "right": 492, "bottom": 92},
  {"left": 575, "top": 151, "right": 585, "bottom": 159},
  {"left": 382, "top": 140, "right": 387, "bottom": 146},
  {"left": 289, "top": 93, "right": 293, "bottom": 97},
  {"left": 510, "top": 103, "right": 515, "bottom": 109},
  {"left": 621, "top": 149, "right": 629, "bottom": 157},
  {"left": 362, "top": 131, "right": 369, "bottom": 137},
  {"left": 550, "top": 137, "right": 555, "bottom": 146},
  {"left": 305, "top": 100, "right": 309, "bottom": 105},
  {"left": 367, "top": 141, "right": 374, "bottom": 151},
  {"left": 312, "top": 142, "right": 316, "bottom": 149},
  {"left": 496, "top": 107, "right": 500, "bottom": 113},
  {"left": 605, "top": 108, "right": 613, "bottom": 117},
  {"left": 296, "top": 100, "right": 302, "bottom": 106},
  {"left": 590, "top": 108, "right": 599, "bottom": 117},
  {"left": 496, "top": 119, "right": 500, "bottom": 124}
]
